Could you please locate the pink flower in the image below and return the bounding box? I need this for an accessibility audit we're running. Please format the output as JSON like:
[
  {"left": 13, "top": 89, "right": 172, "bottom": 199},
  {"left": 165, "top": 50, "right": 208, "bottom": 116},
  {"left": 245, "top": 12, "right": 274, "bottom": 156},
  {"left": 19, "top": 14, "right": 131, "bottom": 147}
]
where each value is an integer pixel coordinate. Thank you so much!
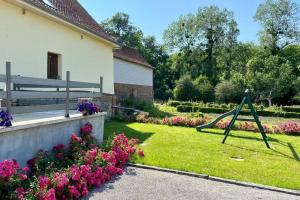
[
  {"left": 22, "top": 166, "right": 29, "bottom": 172},
  {"left": 138, "top": 149, "right": 145, "bottom": 157},
  {"left": 55, "top": 153, "right": 63, "bottom": 159},
  {"left": 70, "top": 165, "right": 81, "bottom": 181},
  {"left": 53, "top": 172, "right": 69, "bottom": 192},
  {"left": 38, "top": 176, "right": 51, "bottom": 190},
  {"left": 81, "top": 187, "right": 89, "bottom": 196},
  {"left": 16, "top": 187, "right": 24, "bottom": 199},
  {"left": 71, "top": 134, "right": 82, "bottom": 142},
  {"left": 52, "top": 144, "right": 65, "bottom": 152},
  {"left": 18, "top": 173, "right": 27, "bottom": 181},
  {"left": 43, "top": 188, "right": 56, "bottom": 200},
  {"left": 0, "top": 160, "right": 19, "bottom": 181},
  {"left": 116, "top": 168, "right": 123, "bottom": 175},
  {"left": 68, "top": 185, "right": 81, "bottom": 198},
  {"left": 81, "top": 122, "right": 93, "bottom": 134}
]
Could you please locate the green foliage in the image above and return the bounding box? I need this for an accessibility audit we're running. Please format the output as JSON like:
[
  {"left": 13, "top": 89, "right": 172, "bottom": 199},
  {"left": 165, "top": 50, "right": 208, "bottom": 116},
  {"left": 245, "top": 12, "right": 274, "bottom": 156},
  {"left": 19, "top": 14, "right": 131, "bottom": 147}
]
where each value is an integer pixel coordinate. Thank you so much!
[
  {"left": 194, "top": 75, "right": 214, "bottom": 102},
  {"left": 101, "top": 12, "right": 143, "bottom": 48},
  {"left": 254, "top": 0, "right": 300, "bottom": 54},
  {"left": 215, "top": 80, "right": 243, "bottom": 103},
  {"left": 121, "top": 97, "right": 166, "bottom": 118},
  {"left": 102, "top": 3, "right": 300, "bottom": 104},
  {"left": 173, "top": 75, "right": 199, "bottom": 101}
]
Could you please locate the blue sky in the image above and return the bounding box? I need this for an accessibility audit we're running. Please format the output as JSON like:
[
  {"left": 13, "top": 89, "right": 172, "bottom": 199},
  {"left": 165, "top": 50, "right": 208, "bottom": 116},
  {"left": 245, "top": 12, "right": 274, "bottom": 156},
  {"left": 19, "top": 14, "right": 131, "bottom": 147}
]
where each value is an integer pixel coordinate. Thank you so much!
[{"left": 79, "top": 0, "right": 265, "bottom": 44}]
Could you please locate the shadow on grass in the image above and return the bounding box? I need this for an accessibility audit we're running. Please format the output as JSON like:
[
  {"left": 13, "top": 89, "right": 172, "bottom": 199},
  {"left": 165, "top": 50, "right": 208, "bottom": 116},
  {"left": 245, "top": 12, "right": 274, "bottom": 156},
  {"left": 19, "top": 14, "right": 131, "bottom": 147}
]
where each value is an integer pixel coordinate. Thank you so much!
[
  {"left": 200, "top": 130, "right": 300, "bottom": 162},
  {"left": 104, "top": 121, "right": 155, "bottom": 144},
  {"left": 200, "top": 129, "right": 265, "bottom": 142}
]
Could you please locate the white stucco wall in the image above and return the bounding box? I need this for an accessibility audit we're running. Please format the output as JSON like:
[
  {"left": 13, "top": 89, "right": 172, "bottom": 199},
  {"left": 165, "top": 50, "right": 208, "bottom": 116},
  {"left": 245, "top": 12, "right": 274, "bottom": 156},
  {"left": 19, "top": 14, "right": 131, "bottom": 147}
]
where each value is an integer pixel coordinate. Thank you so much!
[
  {"left": 0, "top": 0, "right": 115, "bottom": 94},
  {"left": 114, "top": 58, "right": 153, "bottom": 86}
]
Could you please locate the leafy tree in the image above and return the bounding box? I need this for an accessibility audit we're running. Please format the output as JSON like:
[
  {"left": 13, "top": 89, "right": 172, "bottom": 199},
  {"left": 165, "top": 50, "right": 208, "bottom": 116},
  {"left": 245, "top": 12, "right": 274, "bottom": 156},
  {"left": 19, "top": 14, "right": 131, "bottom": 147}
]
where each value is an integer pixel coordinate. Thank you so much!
[
  {"left": 101, "top": 12, "right": 143, "bottom": 48},
  {"left": 254, "top": 0, "right": 300, "bottom": 55},
  {"left": 246, "top": 55, "right": 294, "bottom": 106},
  {"left": 173, "top": 75, "right": 199, "bottom": 101},
  {"left": 194, "top": 75, "right": 214, "bottom": 102},
  {"left": 215, "top": 80, "right": 243, "bottom": 103},
  {"left": 163, "top": 6, "right": 239, "bottom": 84},
  {"left": 196, "top": 6, "right": 239, "bottom": 84}
]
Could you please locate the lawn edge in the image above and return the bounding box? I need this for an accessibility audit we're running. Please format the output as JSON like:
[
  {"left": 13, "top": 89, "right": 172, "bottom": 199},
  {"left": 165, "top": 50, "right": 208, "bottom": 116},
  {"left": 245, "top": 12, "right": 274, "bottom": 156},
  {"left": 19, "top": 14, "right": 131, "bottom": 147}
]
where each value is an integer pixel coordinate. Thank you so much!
[{"left": 127, "top": 163, "right": 300, "bottom": 196}]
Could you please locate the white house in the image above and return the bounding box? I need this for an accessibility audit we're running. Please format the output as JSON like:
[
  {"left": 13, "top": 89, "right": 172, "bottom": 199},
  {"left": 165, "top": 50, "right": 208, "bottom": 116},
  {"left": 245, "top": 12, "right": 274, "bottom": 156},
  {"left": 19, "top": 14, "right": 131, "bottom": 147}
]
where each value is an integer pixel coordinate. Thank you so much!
[
  {"left": 113, "top": 46, "right": 154, "bottom": 102},
  {"left": 0, "top": 0, "right": 119, "bottom": 95}
]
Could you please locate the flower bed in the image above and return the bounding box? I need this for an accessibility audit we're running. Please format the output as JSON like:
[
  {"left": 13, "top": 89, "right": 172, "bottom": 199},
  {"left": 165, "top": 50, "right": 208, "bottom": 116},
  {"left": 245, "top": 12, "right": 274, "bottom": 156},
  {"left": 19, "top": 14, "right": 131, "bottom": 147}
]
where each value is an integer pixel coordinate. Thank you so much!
[
  {"left": 135, "top": 114, "right": 300, "bottom": 135},
  {"left": 135, "top": 113, "right": 207, "bottom": 127},
  {"left": 216, "top": 120, "right": 300, "bottom": 135},
  {"left": 0, "top": 123, "right": 143, "bottom": 200}
]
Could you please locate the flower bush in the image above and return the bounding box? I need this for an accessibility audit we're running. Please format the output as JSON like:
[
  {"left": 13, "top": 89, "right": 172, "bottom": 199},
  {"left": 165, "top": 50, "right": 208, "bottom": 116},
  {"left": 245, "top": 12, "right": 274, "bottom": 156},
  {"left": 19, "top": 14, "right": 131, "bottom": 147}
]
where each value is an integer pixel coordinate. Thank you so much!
[
  {"left": 214, "top": 120, "right": 300, "bottom": 135},
  {"left": 0, "top": 123, "right": 143, "bottom": 199},
  {"left": 135, "top": 113, "right": 206, "bottom": 128},
  {"left": 78, "top": 102, "right": 101, "bottom": 116},
  {"left": 0, "top": 110, "right": 13, "bottom": 127}
]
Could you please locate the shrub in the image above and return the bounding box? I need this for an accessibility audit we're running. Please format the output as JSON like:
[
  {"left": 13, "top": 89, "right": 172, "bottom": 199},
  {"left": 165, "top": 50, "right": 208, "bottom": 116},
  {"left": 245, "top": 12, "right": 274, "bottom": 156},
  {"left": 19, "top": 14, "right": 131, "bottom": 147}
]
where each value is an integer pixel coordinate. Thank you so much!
[
  {"left": 0, "top": 123, "right": 143, "bottom": 199},
  {"left": 173, "top": 75, "right": 199, "bottom": 101},
  {"left": 278, "top": 121, "right": 300, "bottom": 135},
  {"left": 122, "top": 97, "right": 164, "bottom": 118},
  {"left": 281, "top": 106, "right": 300, "bottom": 113},
  {"left": 167, "top": 101, "right": 181, "bottom": 107},
  {"left": 194, "top": 75, "right": 214, "bottom": 102},
  {"left": 215, "top": 80, "right": 243, "bottom": 103}
]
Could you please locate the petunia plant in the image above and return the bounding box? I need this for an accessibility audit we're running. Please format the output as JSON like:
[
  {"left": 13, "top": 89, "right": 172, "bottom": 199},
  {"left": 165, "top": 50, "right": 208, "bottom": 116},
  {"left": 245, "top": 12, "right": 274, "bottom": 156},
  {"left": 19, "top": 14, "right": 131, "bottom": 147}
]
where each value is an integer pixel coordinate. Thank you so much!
[
  {"left": 78, "top": 102, "right": 101, "bottom": 116},
  {"left": 0, "top": 110, "right": 13, "bottom": 127}
]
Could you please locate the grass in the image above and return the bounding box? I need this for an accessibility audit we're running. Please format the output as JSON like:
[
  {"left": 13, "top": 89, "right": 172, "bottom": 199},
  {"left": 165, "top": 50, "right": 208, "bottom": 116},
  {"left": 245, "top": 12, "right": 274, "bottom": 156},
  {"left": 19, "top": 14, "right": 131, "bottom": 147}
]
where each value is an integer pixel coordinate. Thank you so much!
[{"left": 104, "top": 121, "right": 300, "bottom": 190}]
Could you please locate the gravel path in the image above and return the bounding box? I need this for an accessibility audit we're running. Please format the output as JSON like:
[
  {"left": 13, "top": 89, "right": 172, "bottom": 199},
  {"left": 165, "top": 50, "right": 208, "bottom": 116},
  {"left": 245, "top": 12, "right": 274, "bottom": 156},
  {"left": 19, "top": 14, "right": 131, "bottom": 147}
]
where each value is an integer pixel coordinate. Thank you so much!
[{"left": 87, "top": 166, "right": 300, "bottom": 200}]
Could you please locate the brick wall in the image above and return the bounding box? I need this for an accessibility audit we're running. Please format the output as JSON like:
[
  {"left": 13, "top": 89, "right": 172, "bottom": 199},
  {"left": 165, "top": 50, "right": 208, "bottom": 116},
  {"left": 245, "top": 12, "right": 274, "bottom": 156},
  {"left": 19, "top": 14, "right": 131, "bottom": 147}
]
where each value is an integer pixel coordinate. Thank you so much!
[{"left": 114, "top": 83, "right": 153, "bottom": 103}]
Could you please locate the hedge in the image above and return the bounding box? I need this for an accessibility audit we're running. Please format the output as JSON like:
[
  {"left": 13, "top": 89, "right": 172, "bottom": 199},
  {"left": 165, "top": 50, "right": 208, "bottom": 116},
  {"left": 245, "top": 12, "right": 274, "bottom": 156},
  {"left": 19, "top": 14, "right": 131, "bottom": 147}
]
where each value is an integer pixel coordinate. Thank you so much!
[
  {"left": 282, "top": 106, "right": 300, "bottom": 113},
  {"left": 176, "top": 105, "right": 300, "bottom": 118}
]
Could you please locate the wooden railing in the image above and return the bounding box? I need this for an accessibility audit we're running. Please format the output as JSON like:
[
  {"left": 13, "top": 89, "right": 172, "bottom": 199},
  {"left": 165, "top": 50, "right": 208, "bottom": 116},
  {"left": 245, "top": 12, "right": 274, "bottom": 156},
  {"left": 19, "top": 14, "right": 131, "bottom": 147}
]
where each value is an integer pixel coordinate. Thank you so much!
[{"left": 1, "top": 62, "right": 103, "bottom": 117}]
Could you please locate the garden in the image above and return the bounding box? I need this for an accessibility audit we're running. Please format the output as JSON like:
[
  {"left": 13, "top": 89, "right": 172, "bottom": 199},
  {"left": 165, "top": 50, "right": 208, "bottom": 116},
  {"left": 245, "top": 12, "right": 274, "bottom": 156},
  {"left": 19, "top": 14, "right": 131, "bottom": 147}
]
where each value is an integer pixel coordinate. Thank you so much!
[{"left": 105, "top": 121, "right": 300, "bottom": 190}]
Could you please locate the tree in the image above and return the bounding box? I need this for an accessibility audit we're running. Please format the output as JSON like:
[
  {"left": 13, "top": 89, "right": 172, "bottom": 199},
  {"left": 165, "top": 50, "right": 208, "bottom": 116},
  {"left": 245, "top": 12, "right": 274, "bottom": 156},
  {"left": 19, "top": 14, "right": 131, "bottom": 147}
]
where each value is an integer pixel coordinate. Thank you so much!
[
  {"left": 215, "top": 80, "right": 243, "bottom": 103},
  {"left": 163, "top": 6, "right": 239, "bottom": 84},
  {"left": 101, "top": 12, "right": 143, "bottom": 49},
  {"left": 254, "top": 0, "right": 300, "bottom": 55},
  {"left": 196, "top": 6, "right": 239, "bottom": 84},
  {"left": 173, "top": 75, "right": 199, "bottom": 101},
  {"left": 246, "top": 55, "right": 294, "bottom": 106},
  {"left": 194, "top": 75, "right": 214, "bottom": 102}
]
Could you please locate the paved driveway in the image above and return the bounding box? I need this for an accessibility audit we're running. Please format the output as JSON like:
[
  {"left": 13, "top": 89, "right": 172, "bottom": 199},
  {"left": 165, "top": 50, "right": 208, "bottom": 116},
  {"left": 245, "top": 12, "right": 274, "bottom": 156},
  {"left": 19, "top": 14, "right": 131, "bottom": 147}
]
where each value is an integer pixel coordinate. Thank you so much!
[{"left": 87, "top": 167, "right": 300, "bottom": 200}]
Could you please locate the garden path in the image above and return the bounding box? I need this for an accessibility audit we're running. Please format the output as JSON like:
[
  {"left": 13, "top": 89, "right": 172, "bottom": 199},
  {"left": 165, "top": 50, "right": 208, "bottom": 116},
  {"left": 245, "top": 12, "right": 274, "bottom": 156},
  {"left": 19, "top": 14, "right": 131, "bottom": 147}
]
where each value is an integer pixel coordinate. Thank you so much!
[{"left": 87, "top": 166, "right": 300, "bottom": 200}]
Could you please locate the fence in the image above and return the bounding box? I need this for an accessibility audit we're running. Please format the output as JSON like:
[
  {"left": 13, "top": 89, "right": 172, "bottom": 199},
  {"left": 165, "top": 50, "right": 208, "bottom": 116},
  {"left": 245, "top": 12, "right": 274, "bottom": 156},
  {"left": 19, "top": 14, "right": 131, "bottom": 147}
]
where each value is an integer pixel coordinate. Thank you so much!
[{"left": 0, "top": 62, "right": 103, "bottom": 117}]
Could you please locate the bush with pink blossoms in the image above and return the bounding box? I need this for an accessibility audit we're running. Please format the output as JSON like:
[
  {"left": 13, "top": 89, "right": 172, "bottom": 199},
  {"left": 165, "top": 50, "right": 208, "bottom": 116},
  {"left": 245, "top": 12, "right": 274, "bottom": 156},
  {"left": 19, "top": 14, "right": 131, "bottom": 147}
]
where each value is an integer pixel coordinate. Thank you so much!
[
  {"left": 0, "top": 122, "right": 144, "bottom": 200},
  {"left": 277, "top": 121, "right": 300, "bottom": 135},
  {"left": 135, "top": 113, "right": 207, "bottom": 128}
]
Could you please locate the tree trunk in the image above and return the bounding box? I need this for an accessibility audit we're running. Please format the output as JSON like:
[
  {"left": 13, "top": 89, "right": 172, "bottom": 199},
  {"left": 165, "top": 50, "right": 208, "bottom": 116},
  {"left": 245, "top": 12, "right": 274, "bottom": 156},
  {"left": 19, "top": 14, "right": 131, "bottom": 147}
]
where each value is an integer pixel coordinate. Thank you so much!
[{"left": 267, "top": 98, "right": 272, "bottom": 107}]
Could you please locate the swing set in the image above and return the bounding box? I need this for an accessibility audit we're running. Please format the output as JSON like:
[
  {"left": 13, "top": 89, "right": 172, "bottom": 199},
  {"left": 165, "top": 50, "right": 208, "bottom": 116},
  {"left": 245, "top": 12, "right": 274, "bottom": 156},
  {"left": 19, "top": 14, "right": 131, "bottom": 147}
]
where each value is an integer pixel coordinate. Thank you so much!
[{"left": 196, "top": 89, "right": 270, "bottom": 148}]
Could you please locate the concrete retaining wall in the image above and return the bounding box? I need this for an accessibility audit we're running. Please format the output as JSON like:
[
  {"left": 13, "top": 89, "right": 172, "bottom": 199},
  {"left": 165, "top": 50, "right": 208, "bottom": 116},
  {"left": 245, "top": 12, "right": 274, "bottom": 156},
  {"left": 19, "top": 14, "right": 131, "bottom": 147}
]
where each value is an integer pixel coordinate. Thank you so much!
[{"left": 0, "top": 113, "right": 105, "bottom": 166}]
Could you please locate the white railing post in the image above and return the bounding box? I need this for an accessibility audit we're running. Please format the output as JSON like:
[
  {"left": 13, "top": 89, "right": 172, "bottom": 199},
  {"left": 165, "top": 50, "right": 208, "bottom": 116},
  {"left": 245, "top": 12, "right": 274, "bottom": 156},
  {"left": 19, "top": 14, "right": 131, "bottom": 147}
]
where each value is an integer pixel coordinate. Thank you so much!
[
  {"left": 6, "top": 62, "right": 12, "bottom": 115},
  {"left": 65, "top": 71, "right": 70, "bottom": 118},
  {"left": 100, "top": 76, "right": 103, "bottom": 97}
]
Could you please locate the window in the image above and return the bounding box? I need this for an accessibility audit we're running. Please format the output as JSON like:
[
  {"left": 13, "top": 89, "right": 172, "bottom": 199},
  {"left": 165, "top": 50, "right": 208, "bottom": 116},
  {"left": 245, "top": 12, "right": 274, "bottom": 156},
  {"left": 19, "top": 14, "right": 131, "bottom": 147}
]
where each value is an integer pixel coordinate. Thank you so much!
[{"left": 47, "top": 53, "right": 59, "bottom": 79}]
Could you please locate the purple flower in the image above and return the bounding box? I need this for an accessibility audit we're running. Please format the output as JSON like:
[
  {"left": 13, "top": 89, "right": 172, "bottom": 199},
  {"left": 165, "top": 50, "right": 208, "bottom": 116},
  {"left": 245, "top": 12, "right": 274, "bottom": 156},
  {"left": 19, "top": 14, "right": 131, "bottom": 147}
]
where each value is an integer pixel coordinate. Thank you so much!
[
  {"left": 0, "top": 110, "right": 12, "bottom": 127},
  {"left": 78, "top": 102, "right": 101, "bottom": 116}
]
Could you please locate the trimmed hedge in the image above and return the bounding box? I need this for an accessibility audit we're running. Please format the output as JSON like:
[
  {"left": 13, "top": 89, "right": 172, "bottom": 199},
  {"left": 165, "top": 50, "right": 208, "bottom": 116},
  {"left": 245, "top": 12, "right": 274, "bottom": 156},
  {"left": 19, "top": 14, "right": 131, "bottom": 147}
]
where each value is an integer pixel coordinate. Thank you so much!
[
  {"left": 176, "top": 105, "right": 300, "bottom": 118},
  {"left": 282, "top": 106, "right": 300, "bottom": 113}
]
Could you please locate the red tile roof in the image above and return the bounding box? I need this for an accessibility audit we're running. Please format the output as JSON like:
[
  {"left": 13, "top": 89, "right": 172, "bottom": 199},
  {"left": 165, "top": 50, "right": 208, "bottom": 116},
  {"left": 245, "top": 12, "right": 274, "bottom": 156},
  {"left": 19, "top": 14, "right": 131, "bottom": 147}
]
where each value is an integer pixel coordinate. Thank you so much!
[
  {"left": 114, "top": 47, "right": 153, "bottom": 69},
  {"left": 22, "top": 0, "right": 118, "bottom": 45}
]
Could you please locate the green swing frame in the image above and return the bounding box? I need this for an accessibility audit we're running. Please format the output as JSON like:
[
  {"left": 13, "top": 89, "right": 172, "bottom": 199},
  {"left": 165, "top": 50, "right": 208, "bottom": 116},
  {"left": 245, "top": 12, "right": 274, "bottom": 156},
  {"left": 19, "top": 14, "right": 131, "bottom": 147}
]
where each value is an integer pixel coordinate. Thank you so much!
[
  {"left": 222, "top": 89, "right": 270, "bottom": 148},
  {"left": 196, "top": 89, "right": 270, "bottom": 148}
]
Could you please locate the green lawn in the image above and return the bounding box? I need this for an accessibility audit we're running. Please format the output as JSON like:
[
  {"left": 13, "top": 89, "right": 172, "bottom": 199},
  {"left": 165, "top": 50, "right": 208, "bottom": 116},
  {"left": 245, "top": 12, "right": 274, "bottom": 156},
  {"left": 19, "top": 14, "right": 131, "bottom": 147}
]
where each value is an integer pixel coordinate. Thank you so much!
[{"left": 104, "top": 121, "right": 300, "bottom": 190}]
